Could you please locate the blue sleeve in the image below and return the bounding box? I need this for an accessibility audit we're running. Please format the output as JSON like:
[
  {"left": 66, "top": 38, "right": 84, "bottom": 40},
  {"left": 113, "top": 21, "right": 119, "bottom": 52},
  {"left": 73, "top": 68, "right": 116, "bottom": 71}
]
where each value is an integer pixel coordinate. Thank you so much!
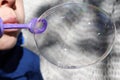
[
  {"left": 32, "top": 55, "right": 43, "bottom": 80},
  {"left": 23, "top": 48, "right": 44, "bottom": 80},
  {"left": 16, "top": 32, "right": 24, "bottom": 46}
]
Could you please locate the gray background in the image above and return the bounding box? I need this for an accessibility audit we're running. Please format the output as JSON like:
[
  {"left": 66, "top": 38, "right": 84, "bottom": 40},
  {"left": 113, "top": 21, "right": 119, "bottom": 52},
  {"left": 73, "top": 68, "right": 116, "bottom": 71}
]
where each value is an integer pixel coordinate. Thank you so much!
[{"left": 23, "top": 0, "right": 120, "bottom": 80}]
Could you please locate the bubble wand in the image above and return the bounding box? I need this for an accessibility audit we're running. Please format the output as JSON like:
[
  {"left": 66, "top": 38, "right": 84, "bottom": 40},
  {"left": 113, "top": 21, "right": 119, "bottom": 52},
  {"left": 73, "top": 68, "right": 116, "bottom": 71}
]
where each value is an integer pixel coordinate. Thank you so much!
[{"left": 0, "top": 18, "right": 47, "bottom": 37}]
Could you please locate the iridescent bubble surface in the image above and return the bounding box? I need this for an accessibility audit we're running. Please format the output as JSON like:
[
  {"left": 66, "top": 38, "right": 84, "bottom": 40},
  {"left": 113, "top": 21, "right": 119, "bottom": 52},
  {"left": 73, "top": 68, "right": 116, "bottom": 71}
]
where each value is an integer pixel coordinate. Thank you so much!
[{"left": 34, "top": 3, "right": 116, "bottom": 69}]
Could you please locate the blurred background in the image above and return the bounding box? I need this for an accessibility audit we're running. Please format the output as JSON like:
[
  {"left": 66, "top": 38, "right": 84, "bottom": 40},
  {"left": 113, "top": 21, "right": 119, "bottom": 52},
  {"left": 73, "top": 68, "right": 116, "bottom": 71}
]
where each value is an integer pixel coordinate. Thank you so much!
[{"left": 23, "top": 0, "right": 120, "bottom": 80}]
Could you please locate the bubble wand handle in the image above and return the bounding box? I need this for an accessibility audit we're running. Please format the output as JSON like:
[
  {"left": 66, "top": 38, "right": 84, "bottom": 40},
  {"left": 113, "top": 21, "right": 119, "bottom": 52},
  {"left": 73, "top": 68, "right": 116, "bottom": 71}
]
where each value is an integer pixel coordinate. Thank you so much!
[
  {"left": 0, "top": 18, "right": 47, "bottom": 37},
  {"left": 3, "top": 24, "right": 28, "bottom": 29}
]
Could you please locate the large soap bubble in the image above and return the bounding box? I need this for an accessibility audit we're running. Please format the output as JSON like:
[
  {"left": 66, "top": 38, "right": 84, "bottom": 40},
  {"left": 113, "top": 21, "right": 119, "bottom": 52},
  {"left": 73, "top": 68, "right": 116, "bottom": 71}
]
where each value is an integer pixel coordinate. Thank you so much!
[{"left": 34, "top": 3, "right": 116, "bottom": 69}]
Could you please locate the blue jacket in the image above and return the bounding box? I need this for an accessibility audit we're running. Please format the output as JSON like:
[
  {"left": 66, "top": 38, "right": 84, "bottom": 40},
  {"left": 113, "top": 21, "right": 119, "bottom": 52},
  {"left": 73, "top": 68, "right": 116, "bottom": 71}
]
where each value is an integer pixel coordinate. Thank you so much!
[
  {"left": 0, "top": 33, "right": 43, "bottom": 80},
  {"left": 0, "top": 46, "right": 43, "bottom": 80}
]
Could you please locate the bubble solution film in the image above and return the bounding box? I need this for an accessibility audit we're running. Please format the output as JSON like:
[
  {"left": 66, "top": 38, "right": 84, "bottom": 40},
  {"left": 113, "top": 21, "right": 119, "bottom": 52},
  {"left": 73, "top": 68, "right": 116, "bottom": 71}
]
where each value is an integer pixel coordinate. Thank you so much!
[{"left": 34, "top": 2, "right": 116, "bottom": 69}]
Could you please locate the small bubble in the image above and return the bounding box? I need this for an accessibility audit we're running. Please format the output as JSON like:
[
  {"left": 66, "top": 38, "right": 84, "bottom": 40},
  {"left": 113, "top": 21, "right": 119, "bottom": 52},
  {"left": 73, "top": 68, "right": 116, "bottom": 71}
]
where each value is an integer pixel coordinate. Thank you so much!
[
  {"left": 64, "top": 48, "right": 67, "bottom": 51},
  {"left": 88, "top": 22, "right": 91, "bottom": 25},
  {"left": 98, "top": 33, "right": 101, "bottom": 36}
]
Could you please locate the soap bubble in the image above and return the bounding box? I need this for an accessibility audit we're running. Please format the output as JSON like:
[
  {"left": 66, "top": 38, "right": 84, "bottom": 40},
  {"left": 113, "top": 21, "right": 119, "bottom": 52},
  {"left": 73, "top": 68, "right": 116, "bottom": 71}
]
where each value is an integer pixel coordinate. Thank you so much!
[{"left": 34, "top": 3, "right": 116, "bottom": 69}]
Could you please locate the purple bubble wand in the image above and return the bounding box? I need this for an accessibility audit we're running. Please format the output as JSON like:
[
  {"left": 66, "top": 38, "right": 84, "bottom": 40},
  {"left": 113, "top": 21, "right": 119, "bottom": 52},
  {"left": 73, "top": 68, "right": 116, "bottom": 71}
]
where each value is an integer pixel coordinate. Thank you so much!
[{"left": 0, "top": 18, "right": 47, "bottom": 37}]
